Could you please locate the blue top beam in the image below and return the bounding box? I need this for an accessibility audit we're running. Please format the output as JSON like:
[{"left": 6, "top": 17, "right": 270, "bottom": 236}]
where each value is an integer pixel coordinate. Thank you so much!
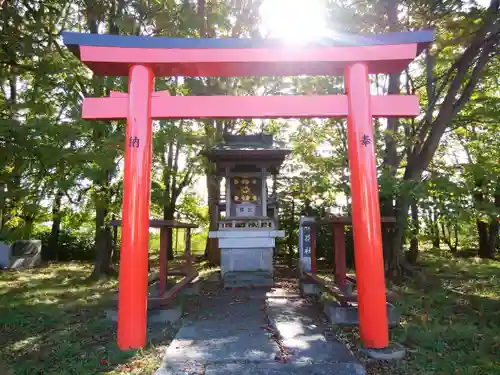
[{"left": 63, "top": 30, "right": 434, "bottom": 52}]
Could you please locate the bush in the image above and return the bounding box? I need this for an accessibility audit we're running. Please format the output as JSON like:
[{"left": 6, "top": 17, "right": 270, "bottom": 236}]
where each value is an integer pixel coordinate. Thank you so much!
[{"left": 33, "top": 228, "right": 96, "bottom": 262}]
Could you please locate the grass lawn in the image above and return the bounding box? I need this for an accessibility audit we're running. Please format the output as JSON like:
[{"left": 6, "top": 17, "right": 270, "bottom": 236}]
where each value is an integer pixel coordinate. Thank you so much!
[
  {"left": 0, "top": 241, "right": 214, "bottom": 375},
  {"left": 2, "top": 245, "right": 499, "bottom": 375},
  {"left": 320, "top": 250, "right": 500, "bottom": 375}
]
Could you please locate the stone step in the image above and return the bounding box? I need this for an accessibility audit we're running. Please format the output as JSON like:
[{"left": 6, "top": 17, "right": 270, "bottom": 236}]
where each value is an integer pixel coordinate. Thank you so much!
[
  {"left": 206, "top": 362, "right": 365, "bottom": 375},
  {"left": 224, "top": 279, "right": 273, "bottom": 286},
  {"left": 223, "top": 271, "right": 274, "bottom": 288},
  {"left": 224, "top": 275, "right": 273, "bottom": 282},
  {"left": 154, "top": 288, "right": 278, "bottom": 375},
  {"left": 266, "top": 289, "right": 365, "bottom": 374},
  {"left": 224, "top": 281, "right": 274, "bottom": 289},
  {"left": 224, "top": 271, "right": 273, "bottom": 279}
]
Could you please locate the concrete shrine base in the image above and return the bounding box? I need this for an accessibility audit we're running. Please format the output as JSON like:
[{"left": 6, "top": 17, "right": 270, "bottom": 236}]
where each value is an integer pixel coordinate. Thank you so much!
[
  {"left": 220, "top": 246, "right": 274, "bottom": 288},
  {"left": 221, "top": 247, "right": 274, "bottom": 274},
  {"left": 359, "top": 345, "right": 406, "bottom": 361},
  {"left": 223, "top": 271, "right": 274, "bottom": 289},
  {"left": 299, "top": 281, "right": 321, "bottom": 296},
  {"left": 210, "top": 229, "right": 285, "bottom": 288},
  {"left": 106, "top": 302, "right": 183, "bottom": 325},
  {"left": 322, "top": 300, "right": 401, "bottom": 328}
]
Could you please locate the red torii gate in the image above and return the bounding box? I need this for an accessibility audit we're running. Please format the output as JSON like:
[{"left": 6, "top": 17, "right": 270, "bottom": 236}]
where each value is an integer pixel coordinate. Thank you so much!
[{"left": 63, "top": 30, "right": 434, "bottom": 351}]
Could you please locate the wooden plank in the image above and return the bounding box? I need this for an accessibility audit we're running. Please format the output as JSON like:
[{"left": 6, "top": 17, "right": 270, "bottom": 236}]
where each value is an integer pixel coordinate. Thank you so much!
[
  {"left": 148, "top": 271, "right": 198, "bottom": 310},
  {"left": 83, "top": 95, "right": 420, "bottom": 120},
  {"left": 79, "top": 43, "right": 419, "bottom": 76},
  {"left": 109, "top": 219, "right": 198, "bottom": 229},
  {"left": 304, "top": 216, "right": 397, "bottom": 226},
  {"left": 304, "top": 272, "right": 398, "bottom": 304}
]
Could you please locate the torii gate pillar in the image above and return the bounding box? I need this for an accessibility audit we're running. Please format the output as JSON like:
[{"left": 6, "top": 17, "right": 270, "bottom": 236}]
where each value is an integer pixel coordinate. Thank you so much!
[
  {"left": 117, "top": 65, "right": 154, "bottom": 349},
  {"left": 345, "top": 63, "right": 388, "bottom": 347}
]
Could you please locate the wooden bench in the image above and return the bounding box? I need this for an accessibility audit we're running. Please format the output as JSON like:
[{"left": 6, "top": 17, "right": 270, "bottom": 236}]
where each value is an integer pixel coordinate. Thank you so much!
[
  {"left": 147, "top": 270, "right": 199, "bottom": 310},
  {"left": 304, "top": 272, "right": 398, "bottom": 306},
  {"left": 304, "top": 215, "right": 396, "bottom": 290}
]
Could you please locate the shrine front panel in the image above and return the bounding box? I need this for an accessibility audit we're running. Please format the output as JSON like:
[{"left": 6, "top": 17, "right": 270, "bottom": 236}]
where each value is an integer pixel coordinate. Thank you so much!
[{"left": 230, "top": 176, "right": 263, "bottom": 216}]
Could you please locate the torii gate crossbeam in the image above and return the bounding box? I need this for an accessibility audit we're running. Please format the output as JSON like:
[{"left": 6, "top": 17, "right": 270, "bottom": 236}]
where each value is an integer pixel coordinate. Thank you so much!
[{"left": 63, "top": 30, "right": 434, "bottom": 351}]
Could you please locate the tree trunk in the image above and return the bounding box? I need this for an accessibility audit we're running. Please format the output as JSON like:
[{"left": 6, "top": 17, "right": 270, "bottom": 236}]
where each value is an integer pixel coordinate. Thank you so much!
[
  {"left": 91, "top": 204, "right": 114, "bottom": 278},
  {"left": 388, "top": 0, "right": 499, "bottom": 275},
  {"left": 288, "top": 198, "right": 295, "bottom": 267},
  {"left": 486, "top": 219, "right": 499, "bottom": 257},
  {"left": 453, "top": 223, "right": 459, "bottom": 253},
  {"left": 111, "top": 216, "right": 119, "bottom": 263},
  {"left": 406, "top": 199, "right": 419, "bottom": 263},
  {"left": 430, "top": 203, "right": 441, "bottom": 248},
  {"left": 379, "top": 0, "right": 401, "bottom": 270},
  {"left": 162, "top": 134, "right": 175, "bottom": 260},
  {"left": 87, "top": 13, "right": 114, "bottom": 278},
  {"left": 441, "top": 221, "right": 458, "bottom": 253},
  {"left": 0, "top": 183, "right": 5, "bottom": 232},
  {"left": 474, "top": 176, "right": 492, "bottom": 258},
  {"left": 205, "top": 172, "right": 220, "bottom": 264},
  {"left": 197, "top": 0, "right": 221, "bottom": 264},
  {"left": 161, "top": 122, "right": 192, "bottom": 260},
  {"left": 163, "top": 204, "right": 175, "bottom": 260},
  {"left": 477, "top": 219, "right": 491, "bottom": 258},
  {"left": 387, "top": 189, "right": 412, "bottom": 279},
  {"left": 477, "top": 217, "right": 499, "bottom": 260},
  {"left": 432, "top": 224, "right": 441, "bottom": 248},
  {"left": 23, "top": 215, "right": 34, "bottom": 240},
  {"left": 45, "top": 190, "right": 63, "bottom": 261},
  {"left": 381, "top": 201, "right": 396, "bottom": 270},
  {"left": 487, "top": 184, "right": 500, "bottom": 256}
]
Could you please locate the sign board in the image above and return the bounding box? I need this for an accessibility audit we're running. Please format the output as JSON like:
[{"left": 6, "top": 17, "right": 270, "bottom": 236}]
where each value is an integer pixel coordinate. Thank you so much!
[
  {"left": 299, "top": 216, "right": 315, "bottom": 273},
  {"left": 235, "top": 203, "right": 256, "bottom": 217}
]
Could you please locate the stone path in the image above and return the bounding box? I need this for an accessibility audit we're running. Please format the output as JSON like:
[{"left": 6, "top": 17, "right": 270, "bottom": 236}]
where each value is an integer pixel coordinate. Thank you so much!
[{"left": 154, "top": 280, "right": 365, "bottom": 375}]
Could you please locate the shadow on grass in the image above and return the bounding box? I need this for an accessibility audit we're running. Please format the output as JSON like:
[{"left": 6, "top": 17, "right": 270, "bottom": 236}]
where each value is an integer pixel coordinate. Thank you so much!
[
  {"left": 329, "top": 252, "right": 500, "bottom": 375},
  {"left": 390, "top": 284, "right": 500, "bottom": 374},
  {"left": 0, "top": 263, "right": 180, "bottom": 375}
]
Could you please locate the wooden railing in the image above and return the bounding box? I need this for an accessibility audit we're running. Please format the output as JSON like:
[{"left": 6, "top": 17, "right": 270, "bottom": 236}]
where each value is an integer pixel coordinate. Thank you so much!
[
  {"left": 303, "top": 272, "right": 398, "bottom": 307},
  {"left": 300, "top": 215, "right": 398, "bottom": 306},
  {"left": 219, "top": 217, "right": 275, "bottom": 229},
  {"left": 300, "top": 215, "right": 396, "bottom": 290},
  {"left": 218, "top": 194, "right": 278, "bottom": 205}
]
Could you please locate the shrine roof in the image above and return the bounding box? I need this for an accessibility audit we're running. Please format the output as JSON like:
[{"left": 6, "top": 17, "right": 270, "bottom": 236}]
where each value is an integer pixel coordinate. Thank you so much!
[
  {"left": 207, "top": 134, "right": 291, "bottom": 161},
  {"left": 62, "top": 30, "right": 434, "bottom": 77},
  {"left": 216, "top": 134, "right": 284, "bottom": 149}
]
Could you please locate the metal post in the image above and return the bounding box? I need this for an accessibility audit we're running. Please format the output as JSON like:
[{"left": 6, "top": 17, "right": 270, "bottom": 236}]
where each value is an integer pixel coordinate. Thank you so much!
[
  {"left": 185, "top": 228, "right": 192, "bottom": 267},
  {"left": 117, "top": 64, "right": 154, "bottom": 350},
  {"left": 261, "top": 167, "right": 267, "bottom": 216},
  {"left": 225, "top": 168, "right": 231, "bottom": 217},
  {"left": 345, "top": 63, "right": 389, "bottom": 348}
]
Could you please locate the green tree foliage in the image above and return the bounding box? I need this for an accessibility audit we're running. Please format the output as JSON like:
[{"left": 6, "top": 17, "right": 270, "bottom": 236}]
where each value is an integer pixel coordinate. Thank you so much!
[{"left": 0, "top": 0, "right": 498, "bottom": 279}]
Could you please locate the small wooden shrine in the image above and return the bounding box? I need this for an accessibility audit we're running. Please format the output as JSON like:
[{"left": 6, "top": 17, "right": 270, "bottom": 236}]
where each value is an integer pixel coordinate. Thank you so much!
[{"left": 207, "top": 133, "right": 290, "bottom": 287}]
